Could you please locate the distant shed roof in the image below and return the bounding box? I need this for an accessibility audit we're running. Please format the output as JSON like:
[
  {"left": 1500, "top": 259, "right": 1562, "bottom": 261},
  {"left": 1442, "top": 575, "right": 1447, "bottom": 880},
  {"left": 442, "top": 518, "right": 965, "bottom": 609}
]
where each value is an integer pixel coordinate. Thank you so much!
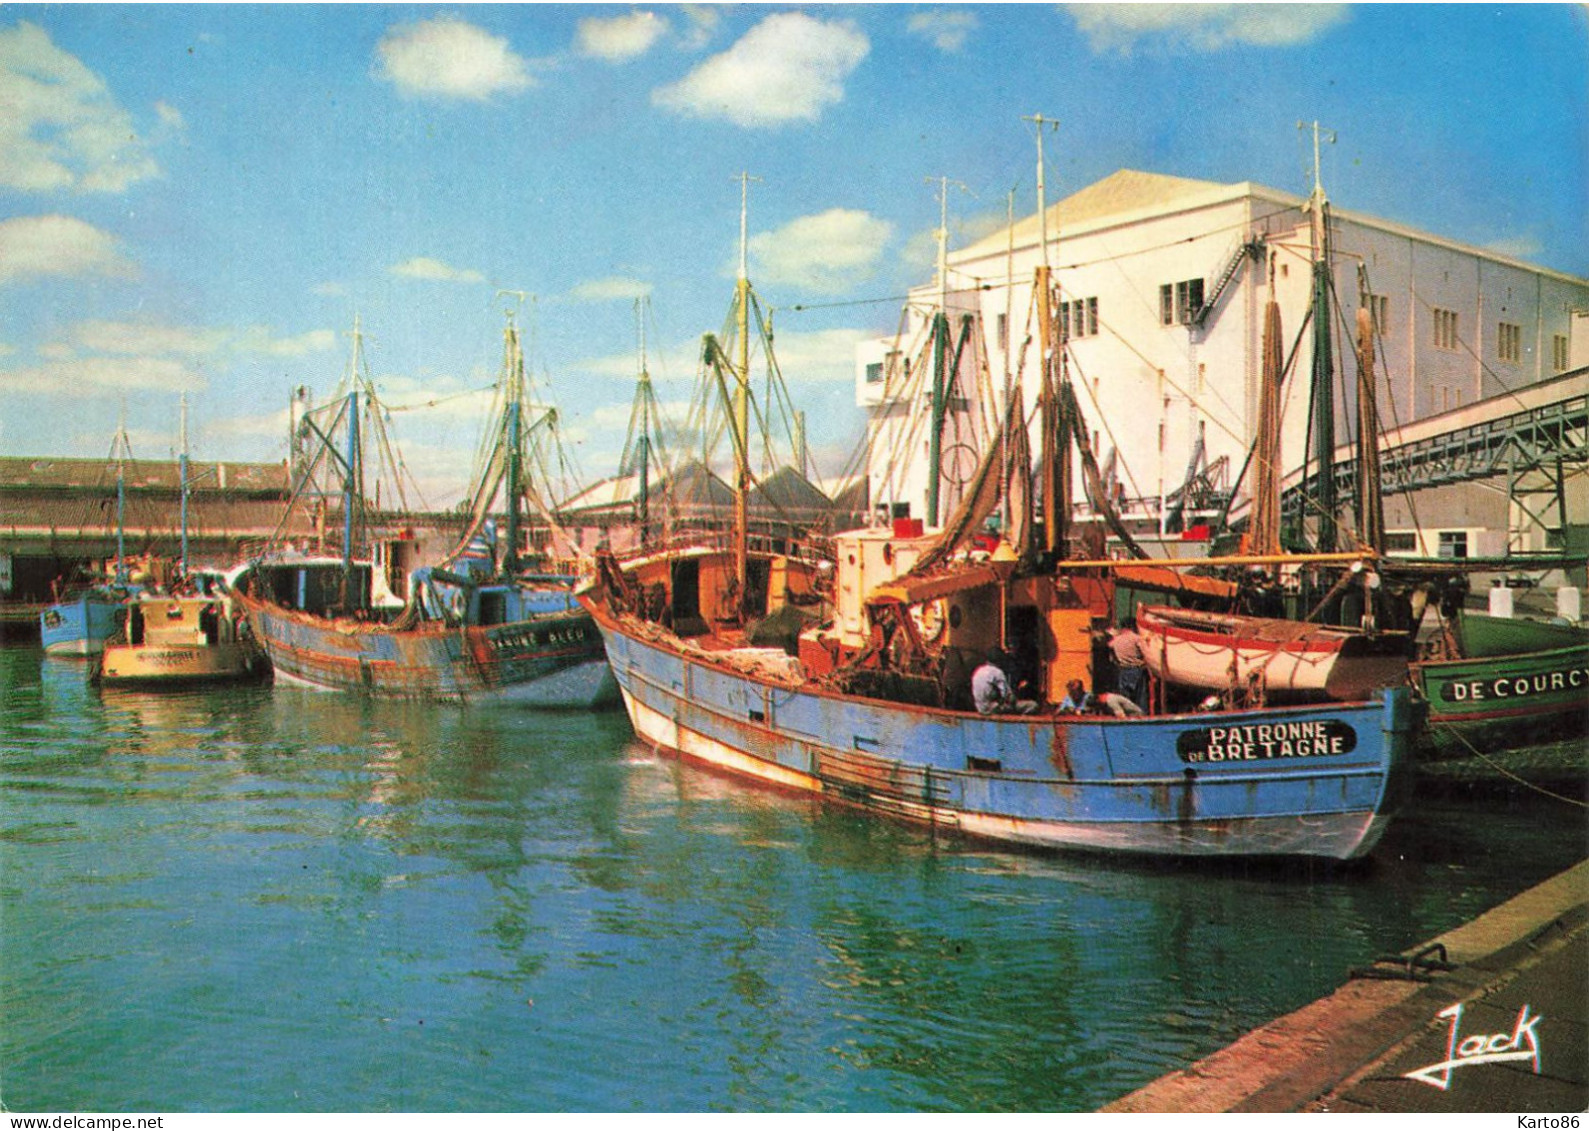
[{"left": 0, "top": 455, "right": 289, "bottom": 495}]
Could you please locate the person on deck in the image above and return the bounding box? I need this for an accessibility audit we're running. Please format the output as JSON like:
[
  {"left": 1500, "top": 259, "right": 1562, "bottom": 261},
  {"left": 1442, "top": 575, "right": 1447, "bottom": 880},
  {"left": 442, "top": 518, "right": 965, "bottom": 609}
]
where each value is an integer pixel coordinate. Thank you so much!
[
  {"left": 1108, "top": 619, "right": 1150, "bottom": 711},
  {"left": 1060, "top": 678, "right": 1144, "bottom": 718},
  {"left": 1058, "top": 679, "right": 1093, "bottom": 713},
  {"left": 971, "top": 649, "right": 1037, "bottom": 716}
]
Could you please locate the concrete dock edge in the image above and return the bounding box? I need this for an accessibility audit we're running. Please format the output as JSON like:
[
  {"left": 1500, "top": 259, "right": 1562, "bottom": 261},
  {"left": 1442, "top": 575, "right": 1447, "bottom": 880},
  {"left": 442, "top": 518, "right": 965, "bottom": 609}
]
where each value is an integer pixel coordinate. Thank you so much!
[{"left": 1102, "top": 858, "right": 1589, "bottom": 1113}]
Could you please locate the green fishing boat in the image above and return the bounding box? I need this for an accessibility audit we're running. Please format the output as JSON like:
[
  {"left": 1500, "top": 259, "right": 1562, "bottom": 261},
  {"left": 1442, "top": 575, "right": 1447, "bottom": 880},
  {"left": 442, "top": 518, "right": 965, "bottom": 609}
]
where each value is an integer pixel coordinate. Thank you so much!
[{"left": 1413, "top": 612, "right": 1589, "bottom": 758}]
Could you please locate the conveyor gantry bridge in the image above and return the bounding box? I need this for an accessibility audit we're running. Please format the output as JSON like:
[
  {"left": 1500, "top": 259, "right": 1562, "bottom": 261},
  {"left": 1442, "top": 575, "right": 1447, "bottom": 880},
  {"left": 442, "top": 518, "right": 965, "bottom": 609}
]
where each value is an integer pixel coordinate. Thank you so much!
[{"left": 1281, "top": 370, "right": 1588, "bottom": 547}]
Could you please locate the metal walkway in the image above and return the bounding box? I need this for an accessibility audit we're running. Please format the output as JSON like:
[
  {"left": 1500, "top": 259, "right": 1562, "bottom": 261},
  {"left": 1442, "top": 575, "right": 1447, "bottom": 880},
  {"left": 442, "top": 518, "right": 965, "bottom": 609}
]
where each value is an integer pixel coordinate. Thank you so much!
[{"left": 1282, "top": 369, "right": 1588, "bottom": 519}]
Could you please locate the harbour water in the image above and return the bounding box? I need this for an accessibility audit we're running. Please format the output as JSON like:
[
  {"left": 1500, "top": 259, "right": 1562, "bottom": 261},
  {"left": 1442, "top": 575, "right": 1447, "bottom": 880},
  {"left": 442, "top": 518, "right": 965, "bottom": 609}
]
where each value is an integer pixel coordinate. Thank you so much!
[{"left": 2, "top": 644, "right": 1584, "bottom": 1113}]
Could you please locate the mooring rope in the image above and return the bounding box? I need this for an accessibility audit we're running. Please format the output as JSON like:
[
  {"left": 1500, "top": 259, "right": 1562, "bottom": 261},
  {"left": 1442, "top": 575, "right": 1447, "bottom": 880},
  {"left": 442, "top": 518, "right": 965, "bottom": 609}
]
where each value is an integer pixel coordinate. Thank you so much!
[{"left": 1428, "top": 722, "right": 1588, "bottom": 809}]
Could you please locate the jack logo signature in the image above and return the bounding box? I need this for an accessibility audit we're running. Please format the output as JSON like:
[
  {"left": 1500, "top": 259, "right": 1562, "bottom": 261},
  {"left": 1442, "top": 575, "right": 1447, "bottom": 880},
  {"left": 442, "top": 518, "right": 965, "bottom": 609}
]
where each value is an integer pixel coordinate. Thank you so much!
[{"left": 1404, "top": 1001, "right": 1542, "bottom": 1091}]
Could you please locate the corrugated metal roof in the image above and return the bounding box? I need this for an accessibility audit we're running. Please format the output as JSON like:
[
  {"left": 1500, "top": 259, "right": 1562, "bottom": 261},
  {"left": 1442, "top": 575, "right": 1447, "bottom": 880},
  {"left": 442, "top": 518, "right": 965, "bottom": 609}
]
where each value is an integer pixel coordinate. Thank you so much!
[{"left": 0, "top": 455, "right": 289, "bottom": 494}]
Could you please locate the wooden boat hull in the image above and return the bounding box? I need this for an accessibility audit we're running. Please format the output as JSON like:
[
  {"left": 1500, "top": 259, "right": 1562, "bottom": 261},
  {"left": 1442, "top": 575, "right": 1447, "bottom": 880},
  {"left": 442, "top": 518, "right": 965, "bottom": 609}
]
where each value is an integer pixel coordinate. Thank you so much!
[
  {"left": 586, "top": 601, "right": 1418, "bottom": 861},
  {"left": 96, "top": 594, "right": 267, "bottom": 687},
  {"left": 235, "top": 589, "right": 616, "bottom": 707},
  {"left": 1413, "top": 631, "right": 1589, "bottom": 759},
  {"left": 99, "top": 642, "right": 266, "bottom": 686},
  {"left": 1137, "top": 605, "right": 1410, "bottom": 702},
  {"left": 40, "top": 592, "right": 123, "bottom": 657}
]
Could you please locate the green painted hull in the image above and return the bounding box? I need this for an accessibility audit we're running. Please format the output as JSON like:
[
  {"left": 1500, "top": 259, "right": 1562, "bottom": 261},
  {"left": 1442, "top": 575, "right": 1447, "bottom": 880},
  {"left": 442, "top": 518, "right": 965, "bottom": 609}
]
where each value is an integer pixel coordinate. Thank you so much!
[{"left": 1413, "top": 615, "right": 1589, "bottom": 759}]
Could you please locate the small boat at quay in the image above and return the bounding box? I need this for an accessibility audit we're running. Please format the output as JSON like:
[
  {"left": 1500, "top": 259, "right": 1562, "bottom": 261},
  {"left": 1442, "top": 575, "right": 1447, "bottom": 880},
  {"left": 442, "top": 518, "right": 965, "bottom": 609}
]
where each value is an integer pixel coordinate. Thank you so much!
[
  {"left": 1413, "top": 612, "right": 1589, "bottom": 757},
  {"left": 97, "top": 589, "right": 267, "bottom": 688},
  {"left": 40, "top": 419, "right": 143, "bottom": 658},
  {"left": 234, "top": 317, "right": 612, "bottom": 706},
  {"left": 41, "top": 588, "right": 127, "bottom": 657},
  {"left": 94, "top": 400, "right": 268, "bottom": 689}
]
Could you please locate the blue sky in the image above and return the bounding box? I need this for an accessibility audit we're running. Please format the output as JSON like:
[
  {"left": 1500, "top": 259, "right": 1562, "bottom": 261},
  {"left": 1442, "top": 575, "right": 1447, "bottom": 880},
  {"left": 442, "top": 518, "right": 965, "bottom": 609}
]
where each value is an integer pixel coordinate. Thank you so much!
[{"left": 2, "top": 3, "right": 1585, "bottom": 508}]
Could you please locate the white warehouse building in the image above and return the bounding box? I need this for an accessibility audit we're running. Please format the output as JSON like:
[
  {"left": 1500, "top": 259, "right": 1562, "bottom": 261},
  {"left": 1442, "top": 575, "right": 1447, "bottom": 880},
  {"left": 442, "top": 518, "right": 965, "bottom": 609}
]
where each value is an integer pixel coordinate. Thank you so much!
[{"left": 857, "top": 168, "right": 1589, "bottom": 561}]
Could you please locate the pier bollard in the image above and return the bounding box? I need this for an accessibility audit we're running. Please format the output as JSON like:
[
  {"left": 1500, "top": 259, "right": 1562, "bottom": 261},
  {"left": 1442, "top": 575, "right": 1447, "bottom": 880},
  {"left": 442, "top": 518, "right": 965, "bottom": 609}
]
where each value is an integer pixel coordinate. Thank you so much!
[
  {"left": 1558, "top": 586, "right": 1582, "bottom": 625},
  {"left": 1488, "top": 584, "right": 1514, "bottom": 619}
]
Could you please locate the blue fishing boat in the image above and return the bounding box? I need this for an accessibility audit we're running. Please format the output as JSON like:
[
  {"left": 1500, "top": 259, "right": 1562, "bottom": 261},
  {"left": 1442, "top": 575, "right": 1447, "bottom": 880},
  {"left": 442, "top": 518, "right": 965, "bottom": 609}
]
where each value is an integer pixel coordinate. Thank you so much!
[
  {"left": 581, "top": 190, "right": 1415, "bottom": 861},
  {"left": 235, "top": 317, "right": 612, "bottom": 706},
  {"left": 585, "top": 545, "right": 1417, "bottom": 861},
  {"left": 40, "top": 419, "right": 142, "bottom": 657},
  {"left": 40, "top": 588, "right": 127, "bottom": 657}
]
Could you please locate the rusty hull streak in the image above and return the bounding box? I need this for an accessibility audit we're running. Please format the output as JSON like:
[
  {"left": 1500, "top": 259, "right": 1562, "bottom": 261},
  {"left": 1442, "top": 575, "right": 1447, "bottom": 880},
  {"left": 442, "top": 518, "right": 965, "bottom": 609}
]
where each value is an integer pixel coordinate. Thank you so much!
[{"left": 1048, "top": 721, "right": 1075, "bottom": 780}]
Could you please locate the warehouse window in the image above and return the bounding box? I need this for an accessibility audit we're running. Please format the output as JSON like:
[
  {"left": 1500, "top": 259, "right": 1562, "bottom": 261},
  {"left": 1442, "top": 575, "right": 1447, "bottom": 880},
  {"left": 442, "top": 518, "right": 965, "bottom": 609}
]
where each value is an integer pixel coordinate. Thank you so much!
[
  {"left": 1433, "top": 308, "right": 1459, "bottom": 350},
  {"left": 1366, "top": 294, "right": 1389, "bottom": 334},
  {"left": 1437, "top": 531, "right": 1468, "bottom": 559},
  {"left": 1160, "top": 279, "right": 1204, "bottom": 326},
  {"left": 1060, "top": 297, "right": 1099, "bottom": 340},
  {"left": 1554, "top": 334, "right": 1570, "bottom": 373},
  {"left": 1497, "top": 321, "right": 1522, "bottom": 364}
]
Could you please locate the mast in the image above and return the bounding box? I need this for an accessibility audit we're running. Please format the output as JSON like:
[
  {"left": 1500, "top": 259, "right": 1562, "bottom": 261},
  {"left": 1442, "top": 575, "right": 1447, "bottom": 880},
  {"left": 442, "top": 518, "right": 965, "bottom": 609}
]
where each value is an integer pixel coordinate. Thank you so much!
[
  {"left": 1025, "top": 113, "right": 1068, "bottom": 559},
  {"left": 620, "top": 298, "right": 668, "bottom": 551},
  {"left": 179, "top": 394, "right": 190, "bottom": 577},
  {"left": 926, "top": 176, "right": 952, "bottom": 527},
  {"left": 503, "top": 315, "right": 524, "bottom": 577},
  {"left": 637, "top": 304, "right": 651, "bottom": 549},
  {"left": 732, "top": 172, "right": 757, "bottom": 610},
  {"left": 1023, "top": 113, "right": 1057, "bottom": 270},
  {"left": 1302, "top": 120, "right": 1338, "bottom": 553},
  {"left": 1354, "top": 267, "right": 1384, "bottom": 555},
  {"left": 114, "top": 409, "right": 127, "bottom": 586},
  {"left": 340, "top": 318, "right": 365, "bottom": 607},
  {"left": 343, "top": 386, "right": 359, "bottom": 605},
  {"left": 1250, "top": 254, "right": 1285, "bottom": 556}
]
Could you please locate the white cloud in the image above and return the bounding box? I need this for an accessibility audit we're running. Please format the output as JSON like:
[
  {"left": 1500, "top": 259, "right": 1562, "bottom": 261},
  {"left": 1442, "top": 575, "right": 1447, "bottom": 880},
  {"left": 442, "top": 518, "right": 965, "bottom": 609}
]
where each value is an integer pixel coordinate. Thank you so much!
[
  {"left": 0, "top": 355, "right": 203, "bottom": 394},
  {"left": 1068, "top": 4, "right": 1348, "bottom": 55},
  {"left": 755, "top": 327, "right": 872, "bottom": 384},
  {"left": 375, "top": 16, "right": 534, "bottom": 101},
  {"left": 749, "top": 209, "right": 893, "bottom": 294},
  {"left": 574, "top": 339, "right": 700, "bottom": 383},
  {"left": 0, "top": 215, "right": 135, "bottom": 285},
  {"left": 678, "top": 6, "right": 721, "bottom": 51},
  {"left": 652, "top": 13, "right": 868, "bottom": 128},
  {"left": 901, "top": 207, "right": 1009, "bottom": 272},
  {"left": 203, "top": 405, "right": 295, "bottom": 444},
  {"left": 259, "top": 329, "right": 338, "bottom": 357},
  {"left": 906, "top": 10, "right": 978, "bottom": 52},
  {"left": 0, "top": 318, "right": 338, "bottom": 398},
  {"left": 73, "top": 321, "right": 230, "bottom": 358},
  {"left": 578, "top": 327, "right": 867, "bottom": 390},
  {"left": 0, "top": 21, "right": 163, "bottom": 193},
  {"left": 69, "top": 320, "right": 337, "bottom": 360},
  {"left": 390, "top": 256, "right": 487, "bottom": 284},
  {"left": 570, "top": 276, "right": 654, "bottom": 302},
  {"left": 577, "top": 12, "right": 668, "bottom": 62}
]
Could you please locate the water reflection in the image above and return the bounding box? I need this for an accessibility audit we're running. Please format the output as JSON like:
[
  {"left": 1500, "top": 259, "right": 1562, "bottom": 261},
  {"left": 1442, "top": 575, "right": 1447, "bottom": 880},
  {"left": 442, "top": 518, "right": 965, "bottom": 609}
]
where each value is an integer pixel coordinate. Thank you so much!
[{"left": 2, "top": 643, "right": 1584, "bottom": 1112}]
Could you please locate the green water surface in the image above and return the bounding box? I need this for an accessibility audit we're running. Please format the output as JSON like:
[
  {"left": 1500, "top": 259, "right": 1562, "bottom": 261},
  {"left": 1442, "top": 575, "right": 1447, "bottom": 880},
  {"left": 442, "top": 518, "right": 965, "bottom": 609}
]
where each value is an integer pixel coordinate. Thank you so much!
[{"left": 2, "top": 646, "right": 1583, "bottom": 1112}]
